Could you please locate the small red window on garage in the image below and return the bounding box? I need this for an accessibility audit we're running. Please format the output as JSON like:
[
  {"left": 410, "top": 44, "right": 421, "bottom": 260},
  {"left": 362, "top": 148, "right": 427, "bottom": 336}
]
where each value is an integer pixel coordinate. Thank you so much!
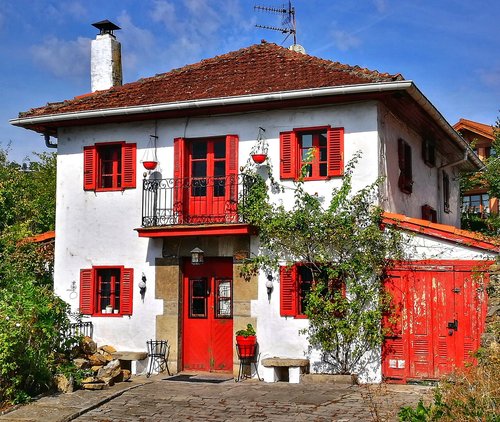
[
  {"left": 280, "top": 126, "right": 344, "bottom": 180},
  {"left": 80, "top": 266, "right": 133, "bottom": 316},
  {"left": 83, "top": 142, "right": 136, "bottom": 191}
]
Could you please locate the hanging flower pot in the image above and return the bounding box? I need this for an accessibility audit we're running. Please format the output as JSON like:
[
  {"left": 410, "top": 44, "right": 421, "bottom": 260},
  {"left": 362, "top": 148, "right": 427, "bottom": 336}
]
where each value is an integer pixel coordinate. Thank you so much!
[
  {"left": 142, "top": 160, "right": 158, "bottom": 170},
  {"left": 251, "top": 153, "right": 267, "bottom": 164}
]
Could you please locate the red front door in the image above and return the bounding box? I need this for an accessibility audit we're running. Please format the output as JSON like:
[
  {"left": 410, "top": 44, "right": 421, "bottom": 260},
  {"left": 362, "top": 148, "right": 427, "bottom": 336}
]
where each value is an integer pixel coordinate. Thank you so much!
[
  {"left": 382, "top": 261, "right": 490, "bottom": 382},
  {"left": 182, "top": 258, "right": 233, "bottom": 372}
]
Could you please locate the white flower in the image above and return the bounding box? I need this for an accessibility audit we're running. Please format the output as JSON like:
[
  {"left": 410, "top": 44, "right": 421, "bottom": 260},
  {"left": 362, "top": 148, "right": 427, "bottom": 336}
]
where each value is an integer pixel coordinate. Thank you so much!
[
  {"left": 5, "top": 316, "right": 9, "bottom": 321},
  {"left": 15, "top": 323, "right": 21, "bottom": 327}
]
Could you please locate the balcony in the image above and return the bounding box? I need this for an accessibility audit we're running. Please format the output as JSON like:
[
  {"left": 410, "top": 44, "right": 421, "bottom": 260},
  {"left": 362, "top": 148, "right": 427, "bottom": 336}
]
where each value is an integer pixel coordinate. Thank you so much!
[{"left": 138, "top": 174, "right": 256, "bottom": 237}]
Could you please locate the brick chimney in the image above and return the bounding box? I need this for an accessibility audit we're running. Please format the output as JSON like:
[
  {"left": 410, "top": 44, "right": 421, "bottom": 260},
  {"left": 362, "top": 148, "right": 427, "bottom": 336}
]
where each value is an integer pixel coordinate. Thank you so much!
[{"left": 91, "top": 20, "right": 122, "bottom": 92}]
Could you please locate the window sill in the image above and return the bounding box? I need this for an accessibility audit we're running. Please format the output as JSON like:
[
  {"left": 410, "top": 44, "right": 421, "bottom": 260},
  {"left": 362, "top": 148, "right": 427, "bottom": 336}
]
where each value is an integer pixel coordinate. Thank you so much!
[{"left": 92, "top": 313, "right": 125, "bottom": 317}]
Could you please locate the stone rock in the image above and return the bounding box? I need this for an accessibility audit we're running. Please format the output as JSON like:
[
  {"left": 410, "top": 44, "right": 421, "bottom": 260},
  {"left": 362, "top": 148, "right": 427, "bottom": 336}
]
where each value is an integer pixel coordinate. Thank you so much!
[
  {"left": 114, "top": 369, "right": 131, "bottom": 383},
  {"left": 81, "top": 376, "right": 98, "bottom": 384},
  {"left": 73, "top": 358, "right": 90, "bottom": 369},
  {"left": 81, "top": 382, "right": 108, "bottom": 390},
  {"left": 100, "top": 345, "right": 117, "bottom": 354},
  {"left": 81, "top": 336, "right": 97, "bottom": 355},
  {"left": 100, "top": 376, "right": 115, "bottom": 387},
  {"left": 88, "top": 353, "right": 108, "bottom": 366},
  {"left": 97, "top": 359, "right": 121, "bottom": 380},
  {"left": 53, "top": 373, "right": 74, "bottom": 393},
  {"left": 91, "top": 365, "right": 104, "bottom": 372}
]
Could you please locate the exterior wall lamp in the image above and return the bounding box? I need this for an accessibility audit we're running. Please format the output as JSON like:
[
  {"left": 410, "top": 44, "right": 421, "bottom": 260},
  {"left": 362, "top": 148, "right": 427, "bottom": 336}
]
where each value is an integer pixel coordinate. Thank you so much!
[
  {"left": 139, "top": 273, "right": 147, "bottom": 300},
  {"left": 190, "top": 247, "right": 204, "bottom": 265}
]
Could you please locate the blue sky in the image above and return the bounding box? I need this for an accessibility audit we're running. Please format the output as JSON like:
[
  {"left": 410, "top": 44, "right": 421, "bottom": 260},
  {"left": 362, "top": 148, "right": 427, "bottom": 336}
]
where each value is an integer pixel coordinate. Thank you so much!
[{"left": 1, "top": 0, "right": 499, "bottom": 163}]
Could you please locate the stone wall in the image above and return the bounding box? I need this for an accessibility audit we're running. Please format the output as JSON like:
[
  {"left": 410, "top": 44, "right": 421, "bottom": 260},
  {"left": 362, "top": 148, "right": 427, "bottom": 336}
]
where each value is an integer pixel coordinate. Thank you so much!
[{"left": 482, "top": 262, "right": 500, "bottom": 347}]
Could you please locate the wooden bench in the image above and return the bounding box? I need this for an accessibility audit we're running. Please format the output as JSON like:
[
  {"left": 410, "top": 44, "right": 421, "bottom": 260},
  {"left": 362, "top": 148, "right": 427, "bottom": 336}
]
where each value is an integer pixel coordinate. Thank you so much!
[
  {"left": 112, "top": 351, "right": 148, "bottom": 375},
  {"left": 261, "top": 358, "right": 310, "bottom": 384}
]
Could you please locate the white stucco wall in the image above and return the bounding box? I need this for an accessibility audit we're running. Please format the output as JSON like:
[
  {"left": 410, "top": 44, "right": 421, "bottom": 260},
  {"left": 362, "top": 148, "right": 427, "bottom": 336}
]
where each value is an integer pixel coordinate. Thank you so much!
[
  {"left": 53, "top": 100, "right": 486, "bottom": 382},
  {"left": 379, "top": 104, "right": 462, "bottom": 227}
]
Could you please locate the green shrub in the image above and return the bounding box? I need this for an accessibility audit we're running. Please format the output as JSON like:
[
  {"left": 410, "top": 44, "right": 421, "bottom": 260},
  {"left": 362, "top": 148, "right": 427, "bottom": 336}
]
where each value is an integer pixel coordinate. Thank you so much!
[
  {"left": 399, "top": 344, "right": 499, "bottom": 421},
  {"left": 0, "top": 276, "right": 75, "bottom": 406}
]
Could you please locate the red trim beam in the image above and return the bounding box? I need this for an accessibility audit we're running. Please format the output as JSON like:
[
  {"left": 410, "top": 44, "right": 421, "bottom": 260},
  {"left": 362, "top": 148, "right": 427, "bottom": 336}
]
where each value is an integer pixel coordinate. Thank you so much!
[{"left": 136, "top": 224, "right": 255, "bottom": 238}]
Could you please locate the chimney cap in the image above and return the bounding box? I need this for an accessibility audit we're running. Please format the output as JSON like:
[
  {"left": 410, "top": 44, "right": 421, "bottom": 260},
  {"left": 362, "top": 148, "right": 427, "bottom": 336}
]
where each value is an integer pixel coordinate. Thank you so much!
[{"left": 92, "top": 20, "right": 121, "bottom": 35}]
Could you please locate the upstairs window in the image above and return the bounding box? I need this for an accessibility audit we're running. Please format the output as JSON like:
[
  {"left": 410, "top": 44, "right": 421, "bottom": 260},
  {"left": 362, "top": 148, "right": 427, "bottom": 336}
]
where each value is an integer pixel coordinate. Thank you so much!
[
  {"left": 462, "top": 194, "right": 490, "bottom": 216},
  {"left": 80, "top": 266, "right": 133, "bottom": 316},
  {"left": 398, "top": 138, "right": 413, "bottom": 194},
  {"left": 280, "top": 126, "right": 344, "bottom": 180},
  {"left": 443, "top": 172, "right": 450, "bottom": 213},
  {"left": 83, "top": 142, "right": 136, "bottom": 191},
  {"left": 422, "top": 139, "right": 436, "bottom": 167}
]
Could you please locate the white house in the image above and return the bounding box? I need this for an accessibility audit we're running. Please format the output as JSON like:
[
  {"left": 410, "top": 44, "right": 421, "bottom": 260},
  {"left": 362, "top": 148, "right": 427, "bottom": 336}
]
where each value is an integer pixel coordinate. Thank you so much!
[{"left": 11, "top": 24, "right": 497, "bottom": 383}]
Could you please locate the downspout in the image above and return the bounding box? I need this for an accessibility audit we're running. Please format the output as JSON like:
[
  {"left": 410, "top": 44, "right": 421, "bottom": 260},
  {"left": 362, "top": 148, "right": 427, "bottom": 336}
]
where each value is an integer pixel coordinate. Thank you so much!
[
  {"left": 44, "top": 134, "right": 57, "bottom": 149},
  {"left": 437, "top": 150, "right": 469, "bottom": 222}
]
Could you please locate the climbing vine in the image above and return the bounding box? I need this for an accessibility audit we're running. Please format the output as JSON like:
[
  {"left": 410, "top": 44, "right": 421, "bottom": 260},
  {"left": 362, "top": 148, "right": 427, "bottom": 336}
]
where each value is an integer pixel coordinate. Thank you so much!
[{"left": 239, "top": 152, "right": 406, "bottom": 374}]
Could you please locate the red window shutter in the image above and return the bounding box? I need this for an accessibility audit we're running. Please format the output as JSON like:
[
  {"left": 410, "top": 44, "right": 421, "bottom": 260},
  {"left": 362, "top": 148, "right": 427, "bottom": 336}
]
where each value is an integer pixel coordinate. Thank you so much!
[
  {"left": 398, "top": 139, "right": 412, "bottom": 194},
  {"left": 121, "top": 143, "right": 136, "bottom": 189},
  {"left": 280, "top": 265, "right": 297, "bottom": 317},
  {"left": 327, "top": 127, "right": 344, "bottom": 177},
  {"left": 280, "top": 131, "right": 297, "bottom": 179},
  {"left": 80, "top": 269, "right": 95, "bottom": 315},
  {"left": 121, "top": 268, "right": 134, "bottom": 315},
  {"left": 226, "top": 135, "right": 239, "bottom": 221},
  {"left": 173, "top": 137, "right": 186, "bottom": 223},
  {"left": 83, "top": 146, "right": 96, "bottom": 190}
]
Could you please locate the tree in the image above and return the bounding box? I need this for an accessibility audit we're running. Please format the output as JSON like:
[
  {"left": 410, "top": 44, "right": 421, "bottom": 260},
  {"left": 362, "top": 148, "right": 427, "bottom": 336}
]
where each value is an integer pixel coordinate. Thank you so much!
[
  {"left": 239, "top": 154, "right": 405, "bottom": 374},
  {"left": 0, "top": 149, "right": 56, "bottom": 287},
  {"left": 0, "top": 148, "right": 76, "bottom": 407}
]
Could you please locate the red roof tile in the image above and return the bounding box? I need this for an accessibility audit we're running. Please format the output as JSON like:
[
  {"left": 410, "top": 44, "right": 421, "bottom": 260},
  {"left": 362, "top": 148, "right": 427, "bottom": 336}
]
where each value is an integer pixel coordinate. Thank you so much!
[
  {"left": 382, "top": 212, "right": 499, "bottom": 252},
  {"left": 21, "top": 230, "right": 55, "bottom": 244},
  {"left": 19, "top": 42, "right": 403, "bottom": 119},
  {"left": 453, "top": 118, "right": 495, "bottom": 140}
]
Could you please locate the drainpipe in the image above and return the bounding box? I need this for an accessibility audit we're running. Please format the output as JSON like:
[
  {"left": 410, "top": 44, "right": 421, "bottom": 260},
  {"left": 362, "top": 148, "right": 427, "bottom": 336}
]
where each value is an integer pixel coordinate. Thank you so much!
[
  {"left": 44, "top": 134, "right": 57, "bottom": 149},
  {"left": 437, "top": 150, "right": 469, "bottom": 222}
]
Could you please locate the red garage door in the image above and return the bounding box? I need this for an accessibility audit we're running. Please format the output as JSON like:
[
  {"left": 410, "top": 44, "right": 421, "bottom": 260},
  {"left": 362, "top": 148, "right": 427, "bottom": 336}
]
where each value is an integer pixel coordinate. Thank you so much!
[{"left": 382, "top": 260, "right": 491, "bottom": 383}]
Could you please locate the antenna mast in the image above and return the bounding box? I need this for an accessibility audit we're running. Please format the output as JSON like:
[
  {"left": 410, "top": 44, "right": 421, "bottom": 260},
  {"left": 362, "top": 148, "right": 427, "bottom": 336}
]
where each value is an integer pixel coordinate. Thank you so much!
[{"left": 254, "top": 1, "right": 297, "bottom": 45}]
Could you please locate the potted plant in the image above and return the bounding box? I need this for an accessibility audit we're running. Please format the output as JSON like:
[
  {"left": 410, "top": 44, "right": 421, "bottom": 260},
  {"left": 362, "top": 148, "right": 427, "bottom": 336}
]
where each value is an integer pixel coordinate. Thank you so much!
[
  {"left": 235, "top": 323, "right": 257, "bottom": 358},
  {"left": 251, "top": 153, "right": 267, "bottom": 164}
]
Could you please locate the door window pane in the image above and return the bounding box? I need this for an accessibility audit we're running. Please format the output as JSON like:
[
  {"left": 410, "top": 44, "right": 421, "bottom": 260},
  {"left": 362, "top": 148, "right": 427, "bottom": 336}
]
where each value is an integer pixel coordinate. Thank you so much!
[
  {"left": 215, "top": 278, "right": 232, "bottom": 318},
  {"left": 190, "top": 278, "right": 208, "bottom": 318}
]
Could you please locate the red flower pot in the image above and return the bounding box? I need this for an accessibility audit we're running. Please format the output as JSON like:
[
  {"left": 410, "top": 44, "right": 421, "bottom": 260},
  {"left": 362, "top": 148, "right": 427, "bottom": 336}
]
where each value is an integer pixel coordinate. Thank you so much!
[
  {"left": 251, "top": 154, "right": 267, "bottom": 164},
  {"left": 143, "top": 161, "right": 158, "bottom": 170},
  {"left": 236, "top": 335, "right": 257, "bottom": 358}
]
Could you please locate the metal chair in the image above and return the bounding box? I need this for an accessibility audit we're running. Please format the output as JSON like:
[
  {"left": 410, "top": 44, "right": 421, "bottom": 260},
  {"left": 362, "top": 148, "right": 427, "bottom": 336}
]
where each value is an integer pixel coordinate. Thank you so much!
[
  {"left": 235, "top": 342, "right": 262, "bottom": 382},
  {"left": 146, "top": 339, "right": 171, "bottom": 377}
]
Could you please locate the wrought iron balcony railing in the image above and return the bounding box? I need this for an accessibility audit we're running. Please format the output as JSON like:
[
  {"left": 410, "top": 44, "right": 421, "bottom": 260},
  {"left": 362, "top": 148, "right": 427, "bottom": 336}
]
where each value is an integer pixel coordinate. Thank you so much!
[{"left": 142, "top": 174, "right": 255, "bottom": 227}]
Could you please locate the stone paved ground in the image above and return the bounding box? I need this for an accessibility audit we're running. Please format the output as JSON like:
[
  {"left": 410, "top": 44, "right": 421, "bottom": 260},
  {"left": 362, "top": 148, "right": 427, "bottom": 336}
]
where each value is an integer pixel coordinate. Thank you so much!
[{"left": 71, "top": 378, "right": 430, "bottom": 422}]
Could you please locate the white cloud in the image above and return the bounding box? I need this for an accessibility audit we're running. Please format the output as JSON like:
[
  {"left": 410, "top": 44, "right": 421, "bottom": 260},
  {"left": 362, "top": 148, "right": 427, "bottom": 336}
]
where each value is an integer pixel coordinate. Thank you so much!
[
  {"left": 373, "top": 0, "right": 388, "bottom": 13},
  {"left": 478, "top": 65, "right": 500, "bottom": 90},
  {"left": 31, "top": 36, "right": 90, "bottom": 79},
  {"left": 332, "top": 30, "right": 361, "bottom": 52}
]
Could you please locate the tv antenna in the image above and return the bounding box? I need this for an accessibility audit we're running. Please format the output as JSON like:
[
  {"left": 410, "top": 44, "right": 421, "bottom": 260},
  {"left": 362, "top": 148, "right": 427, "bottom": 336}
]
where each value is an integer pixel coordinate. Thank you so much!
[{"left": 254, "top": 1, "right": 297, "bottom": 45}]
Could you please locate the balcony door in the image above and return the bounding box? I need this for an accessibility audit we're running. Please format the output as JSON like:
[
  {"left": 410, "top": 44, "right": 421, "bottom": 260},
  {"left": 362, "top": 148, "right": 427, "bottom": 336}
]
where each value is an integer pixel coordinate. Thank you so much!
[
  {"left": 189, "top": 138, "right": 226, "bottom": 222},
  {"left": 174, "top": 135, "right": 239, "bottom": 224}
]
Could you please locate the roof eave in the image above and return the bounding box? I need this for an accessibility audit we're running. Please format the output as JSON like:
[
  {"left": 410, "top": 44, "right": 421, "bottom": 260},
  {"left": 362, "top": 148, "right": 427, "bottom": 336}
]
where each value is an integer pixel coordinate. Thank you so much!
[
  {"left": 11, "top": 81, "right": 414, "bottom": 128},
  {"left": 11, "top": 79, "right": 481, "bottom": 169}
]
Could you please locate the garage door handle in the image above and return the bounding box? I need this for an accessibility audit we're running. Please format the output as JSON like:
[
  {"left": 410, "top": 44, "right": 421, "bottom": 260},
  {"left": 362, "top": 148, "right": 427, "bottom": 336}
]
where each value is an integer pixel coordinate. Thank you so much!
[{"left": 447, "top": 319, "right": 458, "bottom": 331}]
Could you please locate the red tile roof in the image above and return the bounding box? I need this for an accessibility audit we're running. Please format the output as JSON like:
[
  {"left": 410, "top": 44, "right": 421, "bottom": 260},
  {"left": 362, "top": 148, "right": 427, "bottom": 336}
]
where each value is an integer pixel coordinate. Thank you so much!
[
  {"left": 453, "top": 118, "right": 495, "bottom": 140},
  {"left": 19, "top": 41, "right": 403, "bottom": 119},
  {"left": 20, "top": 230, "right": 55, "bottom": 244},
  {"left": 382, "top": 212, "right": 499, "bottom": 252}
]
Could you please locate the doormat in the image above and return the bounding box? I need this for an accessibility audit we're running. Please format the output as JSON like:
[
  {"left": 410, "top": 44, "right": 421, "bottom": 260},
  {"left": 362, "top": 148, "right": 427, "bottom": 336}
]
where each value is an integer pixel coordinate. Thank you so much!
[{"left": 163, "top": 374, "right": 233, "bottom": 384}]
